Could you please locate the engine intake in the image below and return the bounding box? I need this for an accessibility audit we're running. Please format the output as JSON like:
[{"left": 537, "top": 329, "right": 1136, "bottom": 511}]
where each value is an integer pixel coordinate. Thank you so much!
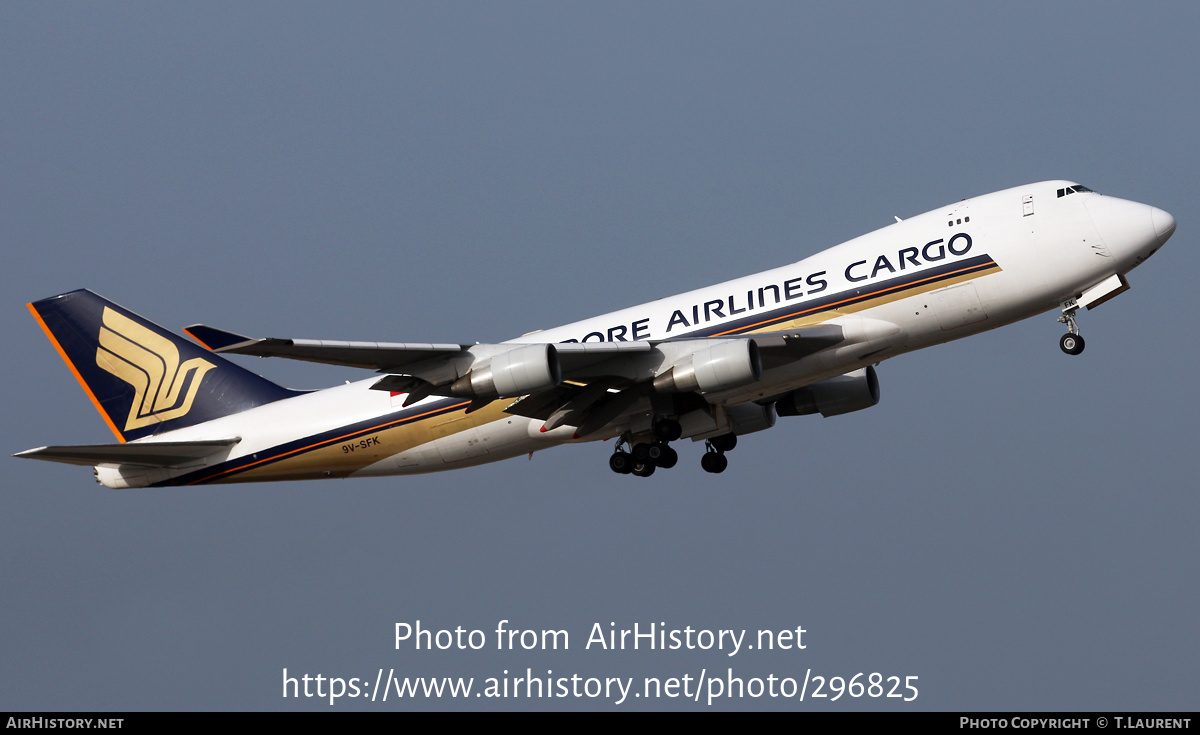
[
  {"left": 451, "top": 344, "right": 562, "bottom": 398},
  {"left": 776, "top": 366, "right": 880, "bottom": 418}
]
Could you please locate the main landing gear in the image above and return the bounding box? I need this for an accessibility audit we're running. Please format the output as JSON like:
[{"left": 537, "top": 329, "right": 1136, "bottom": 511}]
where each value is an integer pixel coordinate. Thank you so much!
[
  {"left": 614, "top": 422, "right": 681, "bottom": 480},
  {"left": 608, "top": 420, "right": 739, "bottom": 477},
  {"left": 607, "top": 419, "right": 682, "bottom": 478},
  {"left": 701, "top": 433, "right": 736, "bottom": 474},
  {"left": 608, "top": 441, "right": 676, "bottom": 477},
  {"left": 1057, "top": 299, "right": 1086, "bottom": 356}
]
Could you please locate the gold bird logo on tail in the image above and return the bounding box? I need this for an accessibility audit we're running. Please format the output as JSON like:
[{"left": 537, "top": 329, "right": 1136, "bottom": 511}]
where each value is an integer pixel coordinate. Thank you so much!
[{"left": 94, "top": 307, "right": 216, "bottom": 432}]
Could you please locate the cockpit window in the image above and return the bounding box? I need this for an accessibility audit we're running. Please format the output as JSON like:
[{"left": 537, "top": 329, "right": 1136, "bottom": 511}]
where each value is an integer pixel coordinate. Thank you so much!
[{"left": 1057, "top": 185, "right": 1094, "bottom": 198}]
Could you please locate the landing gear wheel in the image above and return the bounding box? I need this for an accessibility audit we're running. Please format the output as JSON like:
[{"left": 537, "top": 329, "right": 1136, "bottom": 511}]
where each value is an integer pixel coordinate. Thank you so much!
[
  {"left": 701, "top": 451, "right": 728, "bottom": 474},
  {"left": 709, "top": 433, "right": 737, "bottom": 453},
  {"left": 631, "top": 443, "right": 653, "bottom": 462},
  {"left": 653, "top": 444, "right": 678, "bottom": 469},
  {"left": 632, "top": 461, "right": 656, "bottom": 477},
  {"left": 1059, "top": 332, "right": 1085, "bottom": 355},
  {"left": 609, "top": 451, "right": 634, "bottom": 474},
  {"left": 652, "top": 418, "right": 683, "bottom": 442}
]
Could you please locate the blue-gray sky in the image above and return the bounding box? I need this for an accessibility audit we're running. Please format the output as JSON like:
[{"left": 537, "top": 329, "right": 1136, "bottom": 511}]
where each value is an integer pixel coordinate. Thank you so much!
[{"left": 3, "top": 2, "right": 1197, "bottom": 710}]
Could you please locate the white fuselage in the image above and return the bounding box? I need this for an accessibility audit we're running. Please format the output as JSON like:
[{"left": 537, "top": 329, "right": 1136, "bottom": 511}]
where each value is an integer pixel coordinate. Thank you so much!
[{"left": 98, "top": 180, "right": 1174, "bottom": 487}]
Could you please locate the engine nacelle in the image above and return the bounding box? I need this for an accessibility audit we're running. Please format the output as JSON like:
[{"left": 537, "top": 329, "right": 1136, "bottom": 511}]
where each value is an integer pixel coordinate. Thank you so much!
[
  {"left": 726, "top": 402, "right": 777, "bottom": 436},
  {"left": 452, "top": 344, "right": 562, "bottom": 398},
  {"left": 653, "top": 340, "right": 762, "bottom": 393},
  {"left": 776, "top": 366, "right": 880, "bottom": 418}
]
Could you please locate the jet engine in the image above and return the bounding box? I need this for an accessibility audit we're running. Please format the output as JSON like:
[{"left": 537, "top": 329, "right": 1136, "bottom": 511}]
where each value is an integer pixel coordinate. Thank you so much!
[
  {"left": 775, "top": 366, "right": 880, "bottom": 418},
  {"left": 451, "top": 344, "right": 562, "bottom": 398},
  {"left": 727, "top": 402, "right": 777, "bottom": 435},
  {"left": 653, "top": 340, "right": 762, "bottom": 393}
]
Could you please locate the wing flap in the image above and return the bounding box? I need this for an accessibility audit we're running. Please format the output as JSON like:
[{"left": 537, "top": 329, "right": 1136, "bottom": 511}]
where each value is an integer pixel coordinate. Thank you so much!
[{"left": 15, "top": 438, "right": 241, "bottom": 468}]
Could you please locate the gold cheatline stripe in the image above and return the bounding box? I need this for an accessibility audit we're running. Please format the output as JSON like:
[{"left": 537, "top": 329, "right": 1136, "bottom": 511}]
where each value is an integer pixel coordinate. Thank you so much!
[{"left": 189, "top": 400, "right": 471, "bottom": 484}]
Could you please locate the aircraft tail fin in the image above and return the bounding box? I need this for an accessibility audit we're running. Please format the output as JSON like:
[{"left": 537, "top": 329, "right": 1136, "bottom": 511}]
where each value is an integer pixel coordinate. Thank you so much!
[{"left": 28, "top": 289, "right": 300, "bottom": 442}]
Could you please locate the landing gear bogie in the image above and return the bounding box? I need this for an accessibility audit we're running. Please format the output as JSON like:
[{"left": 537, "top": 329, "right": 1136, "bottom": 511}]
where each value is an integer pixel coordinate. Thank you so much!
[
  {"left": 700, "top": 451, "right": 728, "bottom": 474},
  {"left": 699, "top": 436, "right": 733, "bottom": 474},
  {"left": 610, "top": 434, "right": 677, "bottom": 478}
]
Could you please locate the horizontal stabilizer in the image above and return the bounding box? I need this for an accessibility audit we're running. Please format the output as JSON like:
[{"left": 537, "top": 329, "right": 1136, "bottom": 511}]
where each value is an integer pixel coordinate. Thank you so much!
[{"left": 15, "top": 438, "right": 241, "bottom": 468}]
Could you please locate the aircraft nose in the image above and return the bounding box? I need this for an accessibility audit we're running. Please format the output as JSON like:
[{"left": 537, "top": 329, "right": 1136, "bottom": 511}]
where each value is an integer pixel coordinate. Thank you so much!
[
  {"left": 1151, "top": 206, "right": 1177, "bottom": 246},
  {"left": 1085, "top": 196, "right": 1173, "bottom": 266}
]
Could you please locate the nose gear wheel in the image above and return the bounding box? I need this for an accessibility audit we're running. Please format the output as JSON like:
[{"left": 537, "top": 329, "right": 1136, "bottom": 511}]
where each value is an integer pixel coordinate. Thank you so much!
[{"left": 1059, "top": 332, "right": 1085, "bottom": 355}]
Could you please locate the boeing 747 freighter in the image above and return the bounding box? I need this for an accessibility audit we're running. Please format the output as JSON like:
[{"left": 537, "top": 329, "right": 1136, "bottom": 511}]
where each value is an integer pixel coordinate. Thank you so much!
[{"left": 17, "top": 181, "right": 1176, "bottom": 486}]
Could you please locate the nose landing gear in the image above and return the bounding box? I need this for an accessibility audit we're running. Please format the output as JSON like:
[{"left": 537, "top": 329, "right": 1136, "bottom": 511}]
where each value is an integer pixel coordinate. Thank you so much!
[{"left": 1057, "top": 299, "right": 1086, "bottom": 356}]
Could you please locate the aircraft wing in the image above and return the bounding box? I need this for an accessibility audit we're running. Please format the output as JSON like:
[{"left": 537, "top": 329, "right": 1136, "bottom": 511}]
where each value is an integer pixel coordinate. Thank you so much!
[
  {"left": 185, "top": 323, "right": 847, "bottom": 375},
  {"left": 184, "top": 325, "right": 468, "bottom": 372},
  {"left": 15, "top": 439, "right": 241, "bottom": 468},
  {"left": 186, "top": 325, "right": 664, "bottom": 375},
  {"left": 184, "top": 321, "right": 868, "bottom": 431}
]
